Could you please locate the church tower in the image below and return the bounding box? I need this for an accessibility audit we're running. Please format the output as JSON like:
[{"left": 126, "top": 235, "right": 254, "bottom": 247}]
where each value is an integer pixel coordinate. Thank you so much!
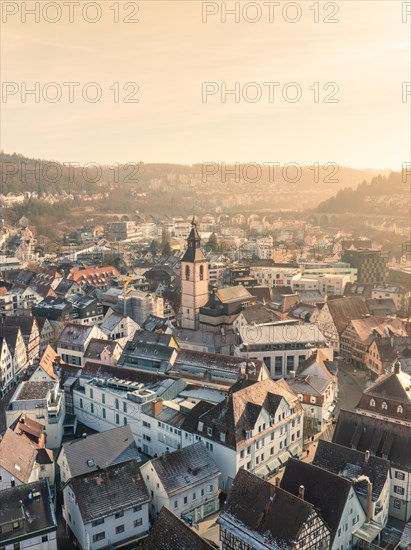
[{"left": 180, "top": 219, "right": 209, "bottom": 330}]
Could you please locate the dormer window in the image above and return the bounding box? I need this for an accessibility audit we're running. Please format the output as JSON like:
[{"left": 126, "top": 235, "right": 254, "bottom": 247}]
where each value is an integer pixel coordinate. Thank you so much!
[
  {"left": 370, "top": 399, "right": 375, "bottom": 407},
  {"left": 382, "top": 401, "right": 388, "bottom": 410},
  {"left": 87, "top": 459, "right": 95, "bottom": 468},
  {"left": 397, "top": 405, "right": 403, "bottom": 414},
  {"left": 220, "top": 432, "right": 226, "bottom": 442},
  {"left": 197, "top": 421, "right": 203, "bottom": 432},
  {"left": 207, "top": 427, "right": 213, "bottom": 437}
]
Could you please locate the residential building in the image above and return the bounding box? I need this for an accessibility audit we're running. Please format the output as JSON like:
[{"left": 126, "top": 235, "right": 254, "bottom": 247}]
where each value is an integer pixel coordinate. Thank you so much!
[
  {"left": 0, "top": 480, "right": 57, "bottom": 550},
  {"left": 0, "top": 324, "right": 27, "bottom": 380},
  {"left": 141, "top": 442, "right": 220, "bottom": 522},
  {"left": 67, "top": 294, "right": 104, "bottom": 325},
  {"left": 234, "top": 321, "right": 329, "bottom": 379},
  {"left": 29, "top": 345, "right": 59, "bottom": 383},
  {"left": 0, "top": 428, "right": 39, "bottom": 489},
  {"left": 32, "top": 296, "right": 73, "bottom": 322},
  {"left": 1, "top": 316, "right": 40, "bottom": 365},
  {"left": 0, "top": 336, "right": 14, "bottom": 397},
  {"left": 333, "top": 408, "right": 411, "bottom": 521},
  {"left": 67, "top": 266, "right": 121, "bottom": 290},
  {"left": 99, "top": 311, "right": 139, "bottom": 340},
  {"left": 181, "top": 378, "right": 304, "bottom": 492},
  {"left": 6, "top": 381, "right": 65, "bottom": 449},
  {"left": 57, "top": 424, "right": 141, "bottom": 483},
  {"left": 315, "top": 295, "right": 369, "bottom": 351},
  {"left": 62, "top": 460, "right": 150, "bottom": 550},
  {"left": 57, "top": 323, "right": 107, "bottom": 366},
  {"left": 218, "top": 468, "right": 331, "bottom": 549},
  {"left": 365, "top": 337, "right": 411, "bottom": 378},
  {"left": 142, "top": 507, "right": 215, "bottom": 549},
  {"left": 281, "top": 458, "right": 366, "bottom": 549},
  {"left": 313, "top": 440, "right": 390, "bottom": 530},
  {"left": 288, "top": 349, "right": 338, "bottom": 433},
  {"left": 340, "top": 317, "right": 407, "bottom": 368},
  {"left": 83, "top": 339, "right": 123, "bottom": 366},
  {"left": 35, "top": 317, "right": 55, "bottom": 354}
]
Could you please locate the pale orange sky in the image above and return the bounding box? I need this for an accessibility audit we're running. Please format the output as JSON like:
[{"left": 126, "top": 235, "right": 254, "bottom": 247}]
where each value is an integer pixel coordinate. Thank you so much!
[{"left": 1, "top": 1, "right": 410, "bottom": 169}]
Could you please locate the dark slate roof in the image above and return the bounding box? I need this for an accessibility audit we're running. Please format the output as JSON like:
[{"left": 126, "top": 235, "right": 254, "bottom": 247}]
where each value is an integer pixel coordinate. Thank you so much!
[
  {"left": 332, "top": 409, "right": 411, "bottom": 471},
  {"left": 181, "top": 379, "right": 300, "bottom": 450},
  {"left": 181, "top": 222, "right": 205, "bottom": 263},
  {"left": 0, "top": 480, "right": 56, "bottom": 546},
  {"left": 218, "top": 468, "right": 324, "bottom": 549},
  {"left": 68, "top": 459, "right": 150, "bottom": 523},
  {"left": 281, "top": 458, "right": 351, "bottom": 541},
  {"left": 148, "top": 442, "right": 220, "bottom": 496},
  {"left": 59, "top": 425, "right": 141, "bottom": 479},
  {"left": 143, "top": 507, "right": 216, "bottom": 550},
  {"left": 1, "top": 315, "right": 37, "bottom": 337},
  {"left": 313, "top": 439, "right": 390, "bottom": 501}
]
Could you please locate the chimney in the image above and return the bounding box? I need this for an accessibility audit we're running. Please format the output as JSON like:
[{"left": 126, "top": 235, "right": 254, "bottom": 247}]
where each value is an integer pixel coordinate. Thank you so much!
[
  {"left": 298, "top": 485, "right": 305, "bottom": 500},
  {"left": 152, "top": 399, "right": 163, "bottom": 416},
  {"left": 366, "top": 481, "right": 373, "bottom": 523},
  {"left": 365, "top": 450, "right": 370, "bottom": 464},
  {"left": 274, "top": 477, "right": 280, "bottom": 487}
]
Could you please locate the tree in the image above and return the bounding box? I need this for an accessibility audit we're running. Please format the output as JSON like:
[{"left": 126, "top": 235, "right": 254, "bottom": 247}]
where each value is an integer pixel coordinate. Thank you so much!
[
  {"left": 162, "top": 241, "right": 172, "bottom": 256},
  {"left": 207, "top": 232, "right": 218, "bottom": 252}
]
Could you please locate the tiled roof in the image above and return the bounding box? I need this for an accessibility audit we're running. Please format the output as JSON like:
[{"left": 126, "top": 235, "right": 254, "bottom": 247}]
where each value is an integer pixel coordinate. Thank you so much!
[
  {"left": 148, "top": 442, "right": 220, "bottom": 496},
  {"left": 143, "top": 507, "right": 216, "bottom": 549},
  {"left": 59, "top": 425, "right": 141, "bottom": 479},
  {"left": 219, "top": 468, "right": 323, "bottom": 549},
  {"left": 313, "top": 439, "right": 390, "bottom": 501},
  {"left": 69, "top": 459, "right": 150, "bottom": 523},
  {"left": 281, "top": 458, "right": 351, "bottom": 541},
  {"left": 181, "top": 379, "right": 301, "bottom": 450},
  {"left": 38, "top": 345, "right": 58, "bottom": 380},
  {"left": 216, "top": 285, "right": 253, "bottom": 304},
  {"left": 326, "top": 296, "right": 369, "bottom": 334},
  {"left": 0, "top": 428, "right": 37, "bottom": 483},
  {"left": 332, "top": 409, "right": 411, "bottom": 470}
]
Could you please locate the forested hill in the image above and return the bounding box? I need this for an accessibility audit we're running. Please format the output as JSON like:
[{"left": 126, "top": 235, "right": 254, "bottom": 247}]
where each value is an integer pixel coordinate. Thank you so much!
[{"left": 317, "top": 170, "right": 409, "bottom": 216}]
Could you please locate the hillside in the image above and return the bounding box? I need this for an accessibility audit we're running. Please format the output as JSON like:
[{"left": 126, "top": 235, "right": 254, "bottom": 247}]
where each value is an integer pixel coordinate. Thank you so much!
[{"left": 317, "top": 170, "right": 410, "bottom": 216}]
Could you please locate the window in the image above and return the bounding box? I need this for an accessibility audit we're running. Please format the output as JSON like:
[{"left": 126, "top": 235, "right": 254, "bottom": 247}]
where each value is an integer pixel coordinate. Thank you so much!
[
  {"left": 13, "top": 545, "right": 20, "bottom": 550},
  {"left": 395, "top": 471, "right": 405, "bottom": 480},
  {"left": 123, "top": 402, "right": 127, "bottom": 413},
  {"left": 394, "top": 485, "right": 405, "bottom": 495},
  {"left": 240, "top": 450, "right": 244, "bottom": 459},
  {"left": 90, "top": 403, "right": 94, "bottom": 414},
  {"left": 185, "top": 265, "right": 190, "bottom": 280},
  {"left": 92, "top": 518, "right": 104, "bottom": 527},
  {"left": 397, "top": 405, "right": 403, "bottom": 414},
  {"left": 133, "top": 505, "right": 142, "bottom": 512},
  {"left": 270, "top": 446, "right": 274, "bottom": 455},
  {"left": 247, "top": 461, "right": 251, "bottom": 470},
  {"left": 353, "top": 515, "right": 359, "bottom": 525},
  {"left": 369, "top": 398, "right": 375, "bottom": 407},
  {"left": 143, "top": 434, "right": 151, "bottom": 441},
  {"left": 174, "top": 500, "right": 178, "bottom": 508},
  {"left": 394, "top": 499, "right": 401, "bottom": 509},
  {"left": 200, "top": 265, "right": 204, "bottom": 280},
  {"left": 115, "top": 525, "right": 125, "bottom": 534},
  {"left": 41, "top": 535, "right": 48, "bottom": 543},
  {"left": 92, "top": 532, "right": 105, "bottom": 542},
  {"left": 382, "top": 401, "right": 387, "bottom": 410},
  {"left": 201, "top": 489, "right": 204, "bottom": 496},
  {"left": 79, "top": 398, "right": 83, "bottom": 409},
  {"left": 193, "top": 492, "right": 196, "bottom": 500},
  {"left": 90, "top": 388, "right": 93, "bottom": 398},
  {"left": 143, "top": 421, "right": 151, "bottom": 428},
  {"left": 123, "top": 417, "right": 127, "bottom": 425},
  {"left": 207, "top": 427, "right": 213, "bottom": 436},
  {"left": 116, "top": 413, "right": 120, "bottom": 424},
  {"left": 184, "top": 496, "right": 188, "bottom": 504},
  {"left": 115, "top": 511, "right": 124, "bottom": 519},
  {"left": 102, "top": 394, "right": 105, "bottom": 404},
  {"left": 209, "top": 484, "right": 214, "bottom": 492},
  {"left": 102, "top": 408, "right": 106, "bottom": 419},
  {"left": 87, "top": 459, "right": 95, "bottom": 468},
  {"left": 220, "top": 432, "right": 226, "bottom": 442},
  {"left": 134, "top": 518, "right": 143, "bottom": 527}
]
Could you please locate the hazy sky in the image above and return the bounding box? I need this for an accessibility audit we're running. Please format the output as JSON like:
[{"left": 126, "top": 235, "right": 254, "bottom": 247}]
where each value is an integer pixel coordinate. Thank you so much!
[{"left": 1, "top": 0, "right": 410, "bottom": 169}]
